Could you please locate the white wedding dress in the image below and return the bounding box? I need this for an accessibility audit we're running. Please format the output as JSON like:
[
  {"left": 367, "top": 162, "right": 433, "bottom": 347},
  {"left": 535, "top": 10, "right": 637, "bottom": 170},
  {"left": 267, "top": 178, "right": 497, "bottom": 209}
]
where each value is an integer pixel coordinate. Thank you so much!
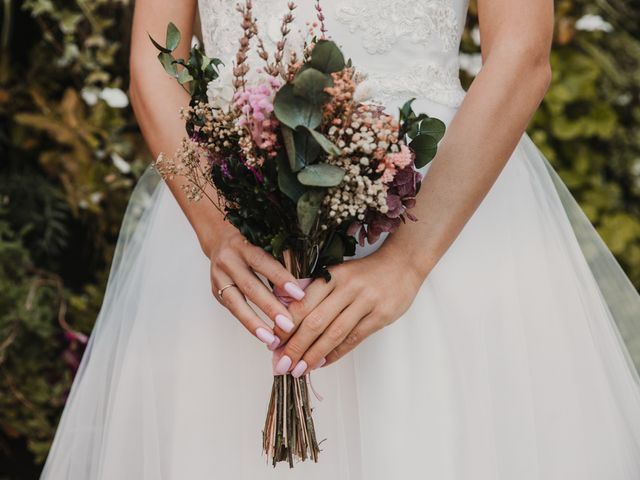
[{"left": 41, "top": 1, "right": 640, "bottom": 479}]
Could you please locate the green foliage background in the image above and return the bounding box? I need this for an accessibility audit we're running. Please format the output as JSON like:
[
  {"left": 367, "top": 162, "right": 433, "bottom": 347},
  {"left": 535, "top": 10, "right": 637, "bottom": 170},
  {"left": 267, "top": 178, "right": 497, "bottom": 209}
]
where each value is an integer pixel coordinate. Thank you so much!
[{"left": 0, "top": 0, "right": 638, "bottom": 477}]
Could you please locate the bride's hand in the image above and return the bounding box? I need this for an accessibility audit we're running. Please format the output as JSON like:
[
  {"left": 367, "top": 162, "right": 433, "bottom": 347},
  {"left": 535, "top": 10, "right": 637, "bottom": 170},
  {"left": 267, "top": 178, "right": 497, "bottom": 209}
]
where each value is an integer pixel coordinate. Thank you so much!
[
  {"left": 206, "top": 225, "right": 306, "bottom": 349},
  {"left": 272, "top": 250, "right": 424, "bottom": 377}
]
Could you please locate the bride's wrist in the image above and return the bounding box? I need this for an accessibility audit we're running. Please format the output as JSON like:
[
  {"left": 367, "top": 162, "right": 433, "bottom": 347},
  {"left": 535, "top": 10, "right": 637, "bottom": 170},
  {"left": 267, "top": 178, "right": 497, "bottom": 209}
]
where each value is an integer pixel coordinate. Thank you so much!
[{"left": 376, "top": 240, "right": 433, "bottom": 286}]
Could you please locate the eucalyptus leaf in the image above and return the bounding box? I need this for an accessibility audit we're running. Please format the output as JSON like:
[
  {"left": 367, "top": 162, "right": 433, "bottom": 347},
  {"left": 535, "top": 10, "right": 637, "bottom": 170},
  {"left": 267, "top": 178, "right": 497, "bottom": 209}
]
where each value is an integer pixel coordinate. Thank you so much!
[
  {"left": 148, "top": 33, "right": 172, "bottom": 54},
  {"left": 418, "top": 117, "right": 446, "bottom": 142},
  {"left": 273, "top": 84, "right": 322, "bottom": 129},
  {"left": 309, "top": 40, "right": 346, "bottom": 74},
  {"left": 281, "top": 126, "right": 299, "bottom": 172},
  {"left": 298, "top": 164, "right": 345, "bottom": 187},
  {"left": 157, "top": 52, "right": 177, "bottom": 76},
  {"left": 277, "top": 154, "right": 306, "bottom": 202},
  {"left": 293, "top": 128, "right": 322, "bottom": 170},
  {"left": 410, "top": 134, "right": 439, "bottom": 168},
  {"left": 293, "top": 68, "right": 333, "bottom": 106},
  {"left": 177, "top": 69, "right": 194, "bottom": 85},
  {"left": 166, "top": 22, "right": 181, "bottom": 52},
  {"left": 297, "top": 190, "right": 324, "bottom": 235},
  {"left": 302, "top": 127, "right": 342, "bottom": 156}
]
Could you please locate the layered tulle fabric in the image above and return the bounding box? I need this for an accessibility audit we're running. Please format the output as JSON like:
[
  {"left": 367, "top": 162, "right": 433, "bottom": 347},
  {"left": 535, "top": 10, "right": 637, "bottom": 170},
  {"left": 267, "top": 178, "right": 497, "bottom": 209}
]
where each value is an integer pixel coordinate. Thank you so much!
[{"left": 41, "top": 102, "right": 640, "bottom": 478}]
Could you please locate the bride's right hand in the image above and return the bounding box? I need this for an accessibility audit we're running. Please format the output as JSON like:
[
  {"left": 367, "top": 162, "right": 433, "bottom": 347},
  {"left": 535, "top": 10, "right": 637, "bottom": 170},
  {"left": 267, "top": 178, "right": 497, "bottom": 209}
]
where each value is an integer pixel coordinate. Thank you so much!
[{"left": 205, "top": 225, "right": 305, "bottom": 350}]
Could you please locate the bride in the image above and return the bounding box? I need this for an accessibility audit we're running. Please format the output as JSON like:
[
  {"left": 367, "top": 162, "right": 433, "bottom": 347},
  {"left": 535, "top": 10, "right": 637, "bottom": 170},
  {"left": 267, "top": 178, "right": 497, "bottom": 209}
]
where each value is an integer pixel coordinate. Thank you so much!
[{"left": 41, "top": 0, "right": 640, "bottom": 478}]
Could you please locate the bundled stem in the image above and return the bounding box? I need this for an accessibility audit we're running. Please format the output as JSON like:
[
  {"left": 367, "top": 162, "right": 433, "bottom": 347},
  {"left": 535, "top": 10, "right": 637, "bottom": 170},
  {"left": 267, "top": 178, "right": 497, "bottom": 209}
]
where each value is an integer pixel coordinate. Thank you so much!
[
  {"left": 262, "top": 248, "right": 321, "bottom": 467},
  {"left": 262, "top": 374, "right": 320, "bottom": 467}
]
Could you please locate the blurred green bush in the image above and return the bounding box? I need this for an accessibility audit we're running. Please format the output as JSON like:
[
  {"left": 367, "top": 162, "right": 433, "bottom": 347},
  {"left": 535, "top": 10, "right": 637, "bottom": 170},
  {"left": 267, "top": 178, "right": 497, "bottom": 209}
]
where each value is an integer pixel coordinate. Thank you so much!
[{"left": 0, "top": 0, "right": 638, "bottom": 476}]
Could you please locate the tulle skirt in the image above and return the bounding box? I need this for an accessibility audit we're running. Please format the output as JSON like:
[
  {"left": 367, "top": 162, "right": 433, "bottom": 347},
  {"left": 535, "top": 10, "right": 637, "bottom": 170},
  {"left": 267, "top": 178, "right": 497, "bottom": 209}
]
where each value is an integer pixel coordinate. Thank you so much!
[{"left": 41, "top": 98, "right": 640, "bottom": 479}]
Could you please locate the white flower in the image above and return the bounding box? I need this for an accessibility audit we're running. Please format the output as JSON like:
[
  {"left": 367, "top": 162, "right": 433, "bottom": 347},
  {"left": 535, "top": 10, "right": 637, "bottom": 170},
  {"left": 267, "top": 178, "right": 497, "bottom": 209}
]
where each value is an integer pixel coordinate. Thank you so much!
[
  {"left": 207, "top": 71, "right": 236, "bottom": 110},
  {"left": 90, "top": 192, "right": 103, "bottom": 204},
  {"left": 470, "top": 27, "right": 481, "bottom": 47},
  {"left": 459, "top": 53, "right": 483, "bottom": 77},
  {"left": 81, "top": 88, "right": 99, "bottom": 106},
  {"left": 111, "top": 152, "right": 131, "bottom": 174},
  {"left": 100, "top": 88, "right": 129, "bottom": 108},
  {"left": 575, "top": 14, "right": 613, "bottom": 33}
]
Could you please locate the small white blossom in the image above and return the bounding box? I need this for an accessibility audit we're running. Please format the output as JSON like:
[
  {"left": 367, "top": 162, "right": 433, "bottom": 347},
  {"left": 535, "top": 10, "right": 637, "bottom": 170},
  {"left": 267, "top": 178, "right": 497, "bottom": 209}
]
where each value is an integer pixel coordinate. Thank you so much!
[{"left": 575, "top": 14, "right": 613, "bottom": 33}]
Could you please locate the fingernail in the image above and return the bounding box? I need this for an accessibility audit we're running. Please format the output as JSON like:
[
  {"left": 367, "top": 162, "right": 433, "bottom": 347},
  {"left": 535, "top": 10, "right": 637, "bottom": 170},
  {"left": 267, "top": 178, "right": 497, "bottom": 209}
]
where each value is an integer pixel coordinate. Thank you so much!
[
  {"left": 275, "top": 314, "right": 295, "bottom": 333},
  {"left": 284, "top": 282, "right": 305, "bottom": 301},
  {"left": 268, "top": 336, "right": 281, "bottom": 351},
  {"left": 291, "top": 360, "right": 308, "bottom": 378},
  {"left": 256, "top": 327, "right": 275, "bottom": 345},
  {"left": 315, "top": 357, "right": 326, "bottom": 369},
  {"left": 274, "top": 355, "right": 292, "bottom": 375}
]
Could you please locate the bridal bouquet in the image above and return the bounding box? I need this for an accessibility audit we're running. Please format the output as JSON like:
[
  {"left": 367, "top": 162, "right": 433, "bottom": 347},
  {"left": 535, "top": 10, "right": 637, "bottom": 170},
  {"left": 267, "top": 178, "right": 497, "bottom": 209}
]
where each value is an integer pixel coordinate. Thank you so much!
[{"left": 151, "top": 0, "right": 445, "bottom": 467}]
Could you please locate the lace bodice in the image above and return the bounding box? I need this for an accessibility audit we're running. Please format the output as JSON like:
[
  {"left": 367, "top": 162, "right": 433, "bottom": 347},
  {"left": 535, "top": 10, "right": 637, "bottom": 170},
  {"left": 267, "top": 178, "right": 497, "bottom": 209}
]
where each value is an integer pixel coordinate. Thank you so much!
[{"left": 198, "top": 0, "right": 469, "bottom": 108}]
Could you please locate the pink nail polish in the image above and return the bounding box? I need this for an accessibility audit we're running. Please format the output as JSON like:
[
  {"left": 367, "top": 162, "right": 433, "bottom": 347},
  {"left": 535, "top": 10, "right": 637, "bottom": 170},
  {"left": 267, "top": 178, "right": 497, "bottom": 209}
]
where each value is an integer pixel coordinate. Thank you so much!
[
  {"left": 291, "top": 360, "right": 308, "bottom": 378},
  {"left": 315, "top": 357, "right": 326, "bottom": 369},
  {"left": 275, "top": 314, "right": 295, "bottom": 333},
  {"left": 256, "top": 327, "right": 275, "bottom": 345},
  {"left": 274, "top": 355, "right": 292, "bottom": 375},
  {"left": 284, "top": 282, "right": 305, "bottom": 301},
  {"left": 268, "top": 336, "right": 281, "bottom": 351}
]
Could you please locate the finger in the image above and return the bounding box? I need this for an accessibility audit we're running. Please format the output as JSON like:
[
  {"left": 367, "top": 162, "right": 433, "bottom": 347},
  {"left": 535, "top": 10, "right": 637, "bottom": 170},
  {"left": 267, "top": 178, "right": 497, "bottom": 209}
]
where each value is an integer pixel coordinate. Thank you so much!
[
  {"left": 276, "top": 276, "right": 336, "bottom": 344},
  {"left": 212, "top": 270, "right": 279, "bottom": 349},
  {"left": 324, "top": 315, "right": 379, "bottom": 366},
  {"left": 296, "top": 300, "right": 372, "bottom": 376},
  {"left": 241, "top": 244, "right": 306, "bottom": 300},
  {"left": 229, "top": 259, "right": 295, "bottom": 339},
  {"left": 274, "top": 289, "right": 352, "bottom": 375}
]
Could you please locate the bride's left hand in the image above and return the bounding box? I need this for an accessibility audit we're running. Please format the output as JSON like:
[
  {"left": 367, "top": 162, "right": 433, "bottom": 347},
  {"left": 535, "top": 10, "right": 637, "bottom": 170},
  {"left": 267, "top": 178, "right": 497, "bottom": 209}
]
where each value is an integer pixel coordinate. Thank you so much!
[{"left": 272, "top": 250, "right": 424, "bottom": 377}]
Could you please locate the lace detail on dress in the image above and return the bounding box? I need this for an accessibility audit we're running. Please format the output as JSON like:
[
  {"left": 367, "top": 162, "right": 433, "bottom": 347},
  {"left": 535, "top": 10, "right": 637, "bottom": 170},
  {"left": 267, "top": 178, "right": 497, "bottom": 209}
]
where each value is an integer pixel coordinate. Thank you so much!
[
  {"left": 359, "top": 62, "right": 466, "bottom": 108},
  {"left": 336, "top": 0, "right": 460, "bottom": 54}
]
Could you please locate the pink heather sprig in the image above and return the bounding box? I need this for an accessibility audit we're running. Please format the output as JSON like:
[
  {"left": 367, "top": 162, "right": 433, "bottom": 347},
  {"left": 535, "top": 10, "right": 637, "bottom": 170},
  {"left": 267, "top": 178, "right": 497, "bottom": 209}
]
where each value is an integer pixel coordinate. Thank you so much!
[
  {"left": 314, "top": 0, "right": 328, "bottom": 39},
  {"left": 233, "top": 78, "right": 281, "bottom": 156}
]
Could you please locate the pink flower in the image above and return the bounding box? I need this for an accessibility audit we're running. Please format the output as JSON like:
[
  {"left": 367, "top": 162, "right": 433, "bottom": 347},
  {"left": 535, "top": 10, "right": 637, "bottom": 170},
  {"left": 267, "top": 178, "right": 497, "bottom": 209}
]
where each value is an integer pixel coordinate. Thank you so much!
[
  {"left": 233, "top": 80, "right": 282, "bottom": 156},
  {"left": 377, "top": 144, "right": 414, "bottom": 184}
]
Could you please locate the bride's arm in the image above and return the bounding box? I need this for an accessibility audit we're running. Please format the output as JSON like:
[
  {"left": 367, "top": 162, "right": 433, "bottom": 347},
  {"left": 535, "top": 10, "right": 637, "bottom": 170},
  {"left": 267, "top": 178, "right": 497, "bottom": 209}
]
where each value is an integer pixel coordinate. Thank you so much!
[
  {"left": 130, "top": 0, "right": 303, "bottom": 348},
  {"left": 377, "top": 0, "right": 554, "bottom": 279},
  {"left": 272, "top": 0, "right": 554, "bottom": 375}
]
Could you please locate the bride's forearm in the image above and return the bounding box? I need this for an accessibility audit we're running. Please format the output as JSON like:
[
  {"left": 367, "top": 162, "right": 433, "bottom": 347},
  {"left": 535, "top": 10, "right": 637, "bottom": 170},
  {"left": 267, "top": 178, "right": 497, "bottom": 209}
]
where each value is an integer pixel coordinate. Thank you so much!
[
  {"left": 129, "top": 0, "right": 226, "bottom": 255},
  {"left": 379, "top": 43, "right": 552, "bottom": 280}
]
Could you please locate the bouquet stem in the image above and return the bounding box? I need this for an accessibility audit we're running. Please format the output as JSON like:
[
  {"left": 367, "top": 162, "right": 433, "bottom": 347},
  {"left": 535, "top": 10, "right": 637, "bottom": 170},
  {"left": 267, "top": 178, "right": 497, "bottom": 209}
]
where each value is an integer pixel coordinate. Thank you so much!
[{"left": 263, "top": 374, "right": 320, "bottom": 467}]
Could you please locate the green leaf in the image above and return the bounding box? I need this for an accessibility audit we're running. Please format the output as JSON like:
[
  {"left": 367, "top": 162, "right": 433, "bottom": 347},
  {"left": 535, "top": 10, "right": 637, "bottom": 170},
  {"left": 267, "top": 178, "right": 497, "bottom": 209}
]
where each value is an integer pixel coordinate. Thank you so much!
[
  {"left": 274, "top": 84, "right": 322, "bottom": 130},
  {"left": 302, "top": 127, "right": 342, "bottom": 156},
  {"left": 320, "top": 233, "right": 345, "bottom": 265},
  {"left": 293, "top": 128, "right": 322, "bottom": 170},
  {"left": 277, "top": 154, "right": 306, "bottom": 202},
  {"left": 166, "top": 22, "right": 181, "bottom": 52},
  {"left": 417, "top": 117, "right": 446, "bottom": 142},
  {"left": 281, "top": 126, "right": 299, "bottom": 171},
  {"left": 297, "top": 190, "right": 324, "bottom": 235},
  {"left": 410, "top": 134, "right": 439, "bottom": 169},
  {"left": 399, "top": 98, "right": 416, "bottom": 122},
  {"left": 148, "top": 33, "right": 171, "bottom": 54},
  {"left": 298, "top": 163, "right": 345, "bottom": 187},
  {"left": 293, "top": 68, "right": 333, "bottom": 106},
  {"left": 177, "top": 69, "right": 194, "bottom": 85},
  {"left": 309, "top": 40, "right": 346, "bottom": 74},
  {"left": 157, "top": 52, "right": 177, "bottom": 76},
  {"left": 270, "top": 232, "right": 288, "bottom": 259}
]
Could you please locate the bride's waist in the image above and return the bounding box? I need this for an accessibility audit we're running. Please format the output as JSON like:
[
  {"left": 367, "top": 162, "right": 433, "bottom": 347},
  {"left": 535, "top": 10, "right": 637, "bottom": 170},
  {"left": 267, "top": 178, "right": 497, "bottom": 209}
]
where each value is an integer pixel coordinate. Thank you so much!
[{"left": 358, "top": 60, "right": 466, "bottom": 112}]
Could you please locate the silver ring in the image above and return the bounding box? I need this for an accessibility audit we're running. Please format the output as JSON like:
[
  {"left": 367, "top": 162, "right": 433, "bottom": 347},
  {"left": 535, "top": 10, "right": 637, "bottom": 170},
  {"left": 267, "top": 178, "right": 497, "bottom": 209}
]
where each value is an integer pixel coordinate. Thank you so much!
[{"left": 217, "top": 283, "right": 237, "bottom": 298}]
